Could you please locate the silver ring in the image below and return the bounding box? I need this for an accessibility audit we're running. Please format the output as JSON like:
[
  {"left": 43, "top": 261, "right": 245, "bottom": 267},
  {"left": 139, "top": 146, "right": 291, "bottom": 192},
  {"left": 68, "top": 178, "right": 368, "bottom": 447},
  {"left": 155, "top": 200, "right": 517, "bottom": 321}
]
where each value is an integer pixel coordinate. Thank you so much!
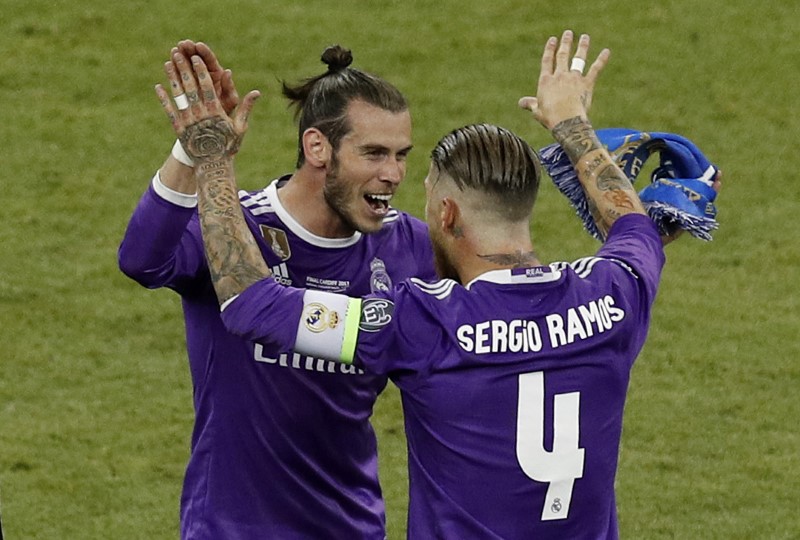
[
  {"left": 569, "top": 57, "right": 586, "bottom": 74},
  {"left": 174, "top": 93, "right": 190, "bottom": 110}
]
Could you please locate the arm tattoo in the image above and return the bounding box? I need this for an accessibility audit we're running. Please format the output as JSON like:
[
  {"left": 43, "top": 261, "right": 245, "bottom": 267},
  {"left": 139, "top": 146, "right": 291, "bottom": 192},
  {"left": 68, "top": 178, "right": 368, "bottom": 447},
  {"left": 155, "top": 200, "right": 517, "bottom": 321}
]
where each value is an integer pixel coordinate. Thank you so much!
[
  {"left": 551, "top": 116, "right": 644, "bottom": 236},
  {"left": 551, "top": 117, "right": 601, "bottom": 159},
  {"left": 478, "top": 250, "right": 539, "bottom": 268},
  {"left": 195, "top": 159, "right": 271, "bottom": 305},
  {"left": 180, "top": 117, "right": 241, "bottom": 163}
]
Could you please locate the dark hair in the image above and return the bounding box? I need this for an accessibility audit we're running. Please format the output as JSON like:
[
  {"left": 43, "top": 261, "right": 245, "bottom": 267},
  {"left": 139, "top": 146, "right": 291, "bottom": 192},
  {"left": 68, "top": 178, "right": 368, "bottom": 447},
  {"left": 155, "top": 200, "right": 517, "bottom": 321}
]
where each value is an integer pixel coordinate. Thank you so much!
[
  {"left": 430, "top": 124, "right": 541, "bottom": 221},
  {"left": 282, "top": 45, "right": 408, "bottom": 168}
]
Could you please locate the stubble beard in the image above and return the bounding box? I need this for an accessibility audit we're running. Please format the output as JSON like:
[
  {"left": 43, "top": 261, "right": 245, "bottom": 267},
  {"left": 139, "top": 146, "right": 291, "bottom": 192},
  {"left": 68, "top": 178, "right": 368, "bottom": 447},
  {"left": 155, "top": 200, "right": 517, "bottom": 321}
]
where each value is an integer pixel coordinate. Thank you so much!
[
  {"left": 431, "top": 234, "right": 460, "bottom": 283},
  {"left": 322, "top": 154, "right": 379, "bottom": 235}
]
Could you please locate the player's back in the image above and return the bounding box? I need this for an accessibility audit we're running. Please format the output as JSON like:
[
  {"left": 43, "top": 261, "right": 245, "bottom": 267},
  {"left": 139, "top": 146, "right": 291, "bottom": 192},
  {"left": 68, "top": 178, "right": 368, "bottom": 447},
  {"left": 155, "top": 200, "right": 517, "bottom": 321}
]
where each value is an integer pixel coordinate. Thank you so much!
[{"left": 387, "top": 257, "right": 655, "bottom": 539}]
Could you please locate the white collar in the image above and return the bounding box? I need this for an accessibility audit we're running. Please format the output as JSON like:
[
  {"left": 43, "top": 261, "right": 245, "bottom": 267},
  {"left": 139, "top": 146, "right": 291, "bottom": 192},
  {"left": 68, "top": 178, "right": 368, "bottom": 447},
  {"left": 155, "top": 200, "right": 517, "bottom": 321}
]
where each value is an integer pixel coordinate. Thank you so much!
[
  {"left": 465, "top": 266, "right": 562, "bottom": 290},
  {"left": 266, "top": 180, "right": 363, "bottom": 249}
]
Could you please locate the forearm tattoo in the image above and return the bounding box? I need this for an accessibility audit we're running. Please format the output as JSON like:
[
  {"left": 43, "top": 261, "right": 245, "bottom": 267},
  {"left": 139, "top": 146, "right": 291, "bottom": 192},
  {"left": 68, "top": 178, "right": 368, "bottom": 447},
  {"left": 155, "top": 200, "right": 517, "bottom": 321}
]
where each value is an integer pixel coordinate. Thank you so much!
[
  {"left": 478, "top": 250, "right": 539, "bottom": 268},
  {"left": 180, "top": 117, "right": 241, "bottom": 163},
  {"left": 196, "top": 159, "right": 270, "bottom": 305},
  {"left": 552, "top": 117, "right": 602, "bottom": 157},
  {"left": 551, "top": 116, "right": 642, "bottom": 237}
]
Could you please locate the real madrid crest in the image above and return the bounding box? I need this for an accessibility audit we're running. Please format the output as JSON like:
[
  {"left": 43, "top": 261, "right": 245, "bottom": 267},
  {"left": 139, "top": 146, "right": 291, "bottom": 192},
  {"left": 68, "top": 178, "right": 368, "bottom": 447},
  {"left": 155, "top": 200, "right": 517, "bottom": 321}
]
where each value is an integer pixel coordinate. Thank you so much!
[
  {"left": 303, "top": 303, "right": 341, "bottom": 333},
  {"left": 260, "top": 225, "right": 291, "bottom": 261},
  {"left": 369, "top": 258, "right": 392, "bottom": 293}
]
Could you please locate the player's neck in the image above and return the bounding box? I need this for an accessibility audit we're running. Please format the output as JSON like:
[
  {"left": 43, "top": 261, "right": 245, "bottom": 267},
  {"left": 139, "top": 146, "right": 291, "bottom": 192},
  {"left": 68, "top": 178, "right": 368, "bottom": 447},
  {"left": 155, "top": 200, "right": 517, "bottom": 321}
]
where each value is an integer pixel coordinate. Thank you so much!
[
  {"left": 277, "top": 169, "right": 357, "bottom": 239},
  {"left": 455, "top": 229, "right": 539, "bottom": 284}
]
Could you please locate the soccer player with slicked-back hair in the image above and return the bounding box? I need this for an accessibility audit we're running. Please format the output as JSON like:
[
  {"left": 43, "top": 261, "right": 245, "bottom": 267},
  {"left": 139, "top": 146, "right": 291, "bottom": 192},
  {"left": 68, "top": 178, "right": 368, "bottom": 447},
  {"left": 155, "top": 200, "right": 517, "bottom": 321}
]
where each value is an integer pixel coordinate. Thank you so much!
[
  {"left": 119, "top": 42, "right": 435, "bottom": 539},
  {"left": 168, "top": 29, "right": 681, "bottom": 539}
]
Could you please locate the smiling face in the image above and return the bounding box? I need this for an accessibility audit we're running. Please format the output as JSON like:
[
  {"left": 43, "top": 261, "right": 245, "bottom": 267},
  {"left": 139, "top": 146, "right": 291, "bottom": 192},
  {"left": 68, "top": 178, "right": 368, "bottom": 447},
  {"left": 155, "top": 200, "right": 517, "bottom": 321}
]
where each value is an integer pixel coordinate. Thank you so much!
[{"left": 322, "top": 100, "right": 413, "bottom": 234}]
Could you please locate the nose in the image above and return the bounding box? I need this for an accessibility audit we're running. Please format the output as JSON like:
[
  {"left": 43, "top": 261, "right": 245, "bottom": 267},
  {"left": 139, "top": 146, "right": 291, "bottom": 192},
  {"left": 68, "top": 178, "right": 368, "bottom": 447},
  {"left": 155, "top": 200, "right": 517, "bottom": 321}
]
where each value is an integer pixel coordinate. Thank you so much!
[{"left": 381, "top": 157, "right": 405, "bottom": 186}]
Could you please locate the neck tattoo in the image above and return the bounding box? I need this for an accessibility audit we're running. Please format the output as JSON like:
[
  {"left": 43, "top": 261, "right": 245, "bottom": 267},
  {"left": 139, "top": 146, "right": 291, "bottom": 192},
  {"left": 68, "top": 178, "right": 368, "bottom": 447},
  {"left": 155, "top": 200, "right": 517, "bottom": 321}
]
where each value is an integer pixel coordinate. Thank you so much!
[{"left": 478, "top": 250, "right": 538, "bottom": 268}]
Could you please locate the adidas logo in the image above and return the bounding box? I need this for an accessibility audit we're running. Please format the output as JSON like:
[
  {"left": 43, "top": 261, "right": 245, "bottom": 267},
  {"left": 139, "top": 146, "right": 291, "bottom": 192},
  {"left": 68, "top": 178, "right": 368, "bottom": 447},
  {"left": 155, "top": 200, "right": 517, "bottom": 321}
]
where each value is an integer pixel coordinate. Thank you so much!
[{"left": 271, "top": 263, "right": 292, "bottom": 286}]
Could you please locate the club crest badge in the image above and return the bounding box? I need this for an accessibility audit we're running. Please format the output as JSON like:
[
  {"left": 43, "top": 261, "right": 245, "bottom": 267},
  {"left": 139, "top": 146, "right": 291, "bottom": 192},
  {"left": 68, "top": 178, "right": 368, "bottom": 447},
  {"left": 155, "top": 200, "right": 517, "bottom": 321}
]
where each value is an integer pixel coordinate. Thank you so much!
[
  {"left": 260, "top": 225, "right": 291, "bottom": 261},
  {"left": 369, "top": 258, "right": 392, "bottom": 293},
  {"left": 303, "top": 303, "right": 340, "bottom": 333}
]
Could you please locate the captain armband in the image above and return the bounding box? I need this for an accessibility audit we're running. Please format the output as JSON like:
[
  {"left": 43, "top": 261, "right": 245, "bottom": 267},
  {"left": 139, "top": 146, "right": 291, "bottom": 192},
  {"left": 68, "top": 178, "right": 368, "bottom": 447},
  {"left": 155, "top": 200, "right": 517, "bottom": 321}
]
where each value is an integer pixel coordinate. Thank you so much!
[{"left": 294, "top": 290, "right": 362, "bottom": 364}]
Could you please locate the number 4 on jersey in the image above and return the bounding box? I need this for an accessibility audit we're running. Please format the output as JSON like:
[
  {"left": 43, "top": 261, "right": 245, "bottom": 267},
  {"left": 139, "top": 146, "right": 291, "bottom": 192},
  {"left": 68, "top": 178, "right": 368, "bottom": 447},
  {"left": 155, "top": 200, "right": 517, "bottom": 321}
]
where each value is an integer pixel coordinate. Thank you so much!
[{"left": 516, "top": 371, "right": 585, "bottom": 521}]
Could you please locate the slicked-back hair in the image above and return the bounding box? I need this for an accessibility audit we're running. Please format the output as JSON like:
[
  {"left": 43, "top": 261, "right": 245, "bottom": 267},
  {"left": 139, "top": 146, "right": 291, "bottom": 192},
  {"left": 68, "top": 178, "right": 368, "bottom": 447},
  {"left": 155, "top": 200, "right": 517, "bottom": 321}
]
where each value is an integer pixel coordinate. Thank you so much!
[
  {"left": 283, "top": 45, "right": 408, "bottom": 168},
  {"left": 430, "top": 124, "right": 541, "bottom": 221}
]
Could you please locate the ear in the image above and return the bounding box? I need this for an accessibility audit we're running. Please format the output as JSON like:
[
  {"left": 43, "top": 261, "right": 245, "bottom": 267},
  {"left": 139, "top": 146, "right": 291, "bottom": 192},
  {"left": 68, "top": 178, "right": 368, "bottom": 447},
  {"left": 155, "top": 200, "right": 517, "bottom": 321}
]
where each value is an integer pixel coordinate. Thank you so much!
[
  {"left": 301, "top": 128, "right": 332, "bottom": 167},
  {"left": 440, "top": 197, "right": 463, "bottom": 239}
]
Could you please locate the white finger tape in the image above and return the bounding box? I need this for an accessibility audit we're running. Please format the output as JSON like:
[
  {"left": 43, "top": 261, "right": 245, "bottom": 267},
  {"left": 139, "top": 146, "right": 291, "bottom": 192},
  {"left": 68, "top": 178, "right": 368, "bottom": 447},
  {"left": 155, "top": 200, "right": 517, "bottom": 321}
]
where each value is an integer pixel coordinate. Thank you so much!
[
  {"left": 174, "top": 93, "right": 190, "bottom": 110},
  {"left": 569, "top": 57, "right": 586, "bottom": 73}
]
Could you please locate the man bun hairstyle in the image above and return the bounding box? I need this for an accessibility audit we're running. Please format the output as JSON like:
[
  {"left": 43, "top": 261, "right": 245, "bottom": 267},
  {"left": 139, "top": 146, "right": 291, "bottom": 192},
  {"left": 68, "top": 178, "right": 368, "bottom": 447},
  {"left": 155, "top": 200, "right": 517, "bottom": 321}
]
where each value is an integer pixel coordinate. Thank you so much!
[
  {"left": 282, "top": 45, "right": 408, "bottom": 168},
  {"left": 431, "top": 123, "right": 541, "bottom": 221},
  {"left": 321, "top": 45, "right": 353, "bottom": 73}
]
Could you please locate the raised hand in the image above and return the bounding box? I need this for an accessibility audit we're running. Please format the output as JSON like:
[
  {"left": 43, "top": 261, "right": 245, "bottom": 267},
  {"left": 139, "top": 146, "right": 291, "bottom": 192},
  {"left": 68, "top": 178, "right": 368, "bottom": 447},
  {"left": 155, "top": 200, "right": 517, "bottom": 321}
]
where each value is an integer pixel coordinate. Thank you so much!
[
  {"left": 518, "top": 30, "right": 609, "bottom": 130},
  {"left": 520, "top": 31, "right": 645, "bottom": 238},
  {"left": 175, "top": 40, "right": 240, "bottom": 115},
  {"left": 155, "top": 51, "right": 260, "bottom": 164}
]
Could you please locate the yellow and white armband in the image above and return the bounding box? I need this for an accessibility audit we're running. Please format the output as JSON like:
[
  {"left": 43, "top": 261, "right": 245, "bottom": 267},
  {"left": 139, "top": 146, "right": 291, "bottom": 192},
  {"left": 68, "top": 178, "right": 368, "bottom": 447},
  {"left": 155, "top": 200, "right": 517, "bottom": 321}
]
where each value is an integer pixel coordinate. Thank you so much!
[{"left": 294, "top": 290, "right": 362, "bottom": 364}]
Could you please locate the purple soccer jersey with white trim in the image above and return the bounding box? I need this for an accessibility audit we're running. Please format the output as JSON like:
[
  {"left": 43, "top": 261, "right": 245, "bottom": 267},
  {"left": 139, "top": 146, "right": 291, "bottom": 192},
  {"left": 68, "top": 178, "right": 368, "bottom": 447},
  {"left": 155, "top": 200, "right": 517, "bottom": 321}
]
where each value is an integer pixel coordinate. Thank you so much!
[
  {"left": 222, "top": 213, "right": 664, "bottom": 539},
  {"left": 119, "top": 175, "right": 436, "bottom": 539}
]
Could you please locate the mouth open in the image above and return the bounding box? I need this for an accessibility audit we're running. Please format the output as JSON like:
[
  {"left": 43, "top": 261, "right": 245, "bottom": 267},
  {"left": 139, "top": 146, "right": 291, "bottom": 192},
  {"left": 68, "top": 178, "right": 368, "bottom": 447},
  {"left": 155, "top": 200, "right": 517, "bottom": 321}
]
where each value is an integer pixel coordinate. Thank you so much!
[{"left": 365, "top": 193, "right": 392, "bottom": 216}]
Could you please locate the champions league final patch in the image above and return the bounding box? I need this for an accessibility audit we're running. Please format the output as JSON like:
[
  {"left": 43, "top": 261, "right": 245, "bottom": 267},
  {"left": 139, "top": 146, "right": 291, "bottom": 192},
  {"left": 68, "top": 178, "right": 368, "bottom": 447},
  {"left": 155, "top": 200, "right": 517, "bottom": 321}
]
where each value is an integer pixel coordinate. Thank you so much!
[{"left": 539, "top": 129, "right": 719, "bottom": 241}]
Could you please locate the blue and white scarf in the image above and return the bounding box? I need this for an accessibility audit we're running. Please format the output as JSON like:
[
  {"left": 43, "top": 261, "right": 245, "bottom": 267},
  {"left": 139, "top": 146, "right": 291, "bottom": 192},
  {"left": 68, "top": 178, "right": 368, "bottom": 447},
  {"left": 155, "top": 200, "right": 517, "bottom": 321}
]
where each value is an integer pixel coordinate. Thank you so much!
[{"left": 539, "top": 128, "right": 719, "bottom": 240}]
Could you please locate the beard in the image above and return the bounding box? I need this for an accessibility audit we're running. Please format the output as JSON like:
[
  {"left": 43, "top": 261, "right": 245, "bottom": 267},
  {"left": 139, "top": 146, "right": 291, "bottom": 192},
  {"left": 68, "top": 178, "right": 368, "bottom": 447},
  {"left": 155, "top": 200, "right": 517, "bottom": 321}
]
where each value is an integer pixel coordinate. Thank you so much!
[
  {"left": 322, "top": 154, "right": 363, "bottom": 234},
  {"left": 430, "top": 231, "right": 460, "bottom": 283}
]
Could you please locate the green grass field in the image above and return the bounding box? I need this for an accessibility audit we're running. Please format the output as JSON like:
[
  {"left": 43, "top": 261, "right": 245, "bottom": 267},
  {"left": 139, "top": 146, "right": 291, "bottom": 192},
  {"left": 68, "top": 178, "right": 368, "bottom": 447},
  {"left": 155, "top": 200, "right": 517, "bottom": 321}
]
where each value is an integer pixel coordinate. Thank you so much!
[{"left": 2, "top": 0, "right": 798, "bottom": 538}]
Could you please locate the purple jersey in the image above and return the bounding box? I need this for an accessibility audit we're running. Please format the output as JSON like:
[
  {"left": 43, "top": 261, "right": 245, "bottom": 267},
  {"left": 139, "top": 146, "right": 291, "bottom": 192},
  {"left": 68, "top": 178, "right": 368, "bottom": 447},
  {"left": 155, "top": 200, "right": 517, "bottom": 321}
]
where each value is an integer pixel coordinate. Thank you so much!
[
  {"left": 118, "top": 174, "right": 436, "bottom": 539},
  {"left": 222, "top": 213, "right": 664, "bottom": 539}
]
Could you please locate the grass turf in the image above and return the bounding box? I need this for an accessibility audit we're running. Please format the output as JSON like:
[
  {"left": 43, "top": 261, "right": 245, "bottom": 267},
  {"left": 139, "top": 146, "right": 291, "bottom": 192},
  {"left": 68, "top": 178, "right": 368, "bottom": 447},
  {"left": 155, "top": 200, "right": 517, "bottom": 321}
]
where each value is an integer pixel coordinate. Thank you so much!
[{"left": 1, "top": 0, "right": 798, "bottom": 537}]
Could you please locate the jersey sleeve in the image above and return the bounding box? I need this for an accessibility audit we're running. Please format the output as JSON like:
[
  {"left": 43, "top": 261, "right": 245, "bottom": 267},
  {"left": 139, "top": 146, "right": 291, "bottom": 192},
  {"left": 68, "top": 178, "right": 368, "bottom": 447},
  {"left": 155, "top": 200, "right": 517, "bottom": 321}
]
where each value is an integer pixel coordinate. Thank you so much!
[
  {"left": 118, "top": 173, "right": 207, "bottom": 293},
  {"left": 221, "top": 278, "right": 439, "bottom": 376},
  {"left": 351, "top": 282, "right": 442, "bottom": 377},
  {"left": 596, "top": 213, "right": 665, "bottom": 305},
  {"left": 220, "top": 278, "right": 307, "bottom": 352}
]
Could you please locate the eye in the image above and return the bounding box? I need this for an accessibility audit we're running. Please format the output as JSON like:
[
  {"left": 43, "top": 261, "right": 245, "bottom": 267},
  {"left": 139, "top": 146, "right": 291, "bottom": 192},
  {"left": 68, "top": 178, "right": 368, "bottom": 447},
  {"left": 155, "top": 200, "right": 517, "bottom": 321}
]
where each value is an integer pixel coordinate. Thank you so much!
[{"left": 364, "top": 148, "right": 386, "bottom": 160}]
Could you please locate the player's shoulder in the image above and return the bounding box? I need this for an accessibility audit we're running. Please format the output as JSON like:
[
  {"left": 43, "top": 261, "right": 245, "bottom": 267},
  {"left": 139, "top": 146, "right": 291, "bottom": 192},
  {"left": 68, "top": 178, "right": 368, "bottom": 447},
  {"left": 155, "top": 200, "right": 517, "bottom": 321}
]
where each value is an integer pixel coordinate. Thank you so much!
[
  {"left": 374, "top": 278, "right": 462, "bottom": 326},
  {"left": 549, "top": 255, "right": 638, "bottom": 281},
  {"left": 405, "top": 277, "right": 461, "bottom": 301},
  {"left": 238, "top": 184, "right": 275, "bottom": 214}
]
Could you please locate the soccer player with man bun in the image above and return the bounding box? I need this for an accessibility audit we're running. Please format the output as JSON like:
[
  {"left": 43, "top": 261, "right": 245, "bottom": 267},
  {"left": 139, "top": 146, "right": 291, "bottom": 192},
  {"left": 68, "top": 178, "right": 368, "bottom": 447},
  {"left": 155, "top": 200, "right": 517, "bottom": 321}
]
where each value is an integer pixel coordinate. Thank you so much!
[{"left": 119, "top": 42, "right": 435, "bottom": 538}]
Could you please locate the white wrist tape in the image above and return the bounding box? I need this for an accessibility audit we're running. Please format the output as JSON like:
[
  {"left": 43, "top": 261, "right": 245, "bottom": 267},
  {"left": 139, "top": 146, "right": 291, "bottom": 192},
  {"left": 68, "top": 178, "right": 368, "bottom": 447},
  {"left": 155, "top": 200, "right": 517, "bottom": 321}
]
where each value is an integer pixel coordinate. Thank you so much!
[{"left": 171, "top": 139, "right": 194, "bottom": 167}]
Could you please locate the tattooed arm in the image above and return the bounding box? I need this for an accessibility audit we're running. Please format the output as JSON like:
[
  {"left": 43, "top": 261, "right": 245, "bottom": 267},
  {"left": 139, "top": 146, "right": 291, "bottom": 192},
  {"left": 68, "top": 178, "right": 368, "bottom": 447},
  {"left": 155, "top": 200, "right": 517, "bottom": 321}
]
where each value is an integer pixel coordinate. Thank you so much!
[
  {"left": 551, "top": 117, "right": 646, "bottom": 237},
  {"left": 191, "top": 135, "right": 271, "bottom": 305},
  {"left": 519, "top": 30, "right": 646, "bottom": 238},
  {"left": 155, "top": 50, "right": 267, "bottom": 306}
]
